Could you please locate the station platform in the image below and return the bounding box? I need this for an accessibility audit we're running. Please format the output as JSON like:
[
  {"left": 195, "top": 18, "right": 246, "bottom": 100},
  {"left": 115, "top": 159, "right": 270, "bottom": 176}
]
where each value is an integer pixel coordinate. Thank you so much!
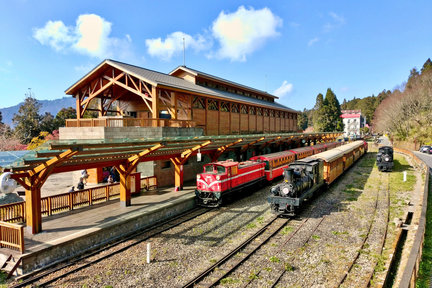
[{"left": 2, "top": 184, "right": 197, "bottom": 275}]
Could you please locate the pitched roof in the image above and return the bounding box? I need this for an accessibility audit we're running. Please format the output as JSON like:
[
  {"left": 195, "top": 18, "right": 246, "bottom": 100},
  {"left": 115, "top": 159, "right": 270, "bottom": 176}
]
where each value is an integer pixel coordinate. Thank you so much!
[
  {"left": 170, "top": 65, "right": 278, "bottom": 99},
  {"left": 67, "top": 59, "right": 299, "bottom": 113}
]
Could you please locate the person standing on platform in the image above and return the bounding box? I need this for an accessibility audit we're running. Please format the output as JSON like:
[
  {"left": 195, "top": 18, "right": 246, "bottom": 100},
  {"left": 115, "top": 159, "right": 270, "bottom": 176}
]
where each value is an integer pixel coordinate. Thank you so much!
[
  {"left": 81, "top": 169, "right": 89, "bottom": 185},
  {"left": 107, "top": 175, "right": 114, "bottom": 184},
  {"left": 77, "top": 178, "right": 85, "bottom": 190}
]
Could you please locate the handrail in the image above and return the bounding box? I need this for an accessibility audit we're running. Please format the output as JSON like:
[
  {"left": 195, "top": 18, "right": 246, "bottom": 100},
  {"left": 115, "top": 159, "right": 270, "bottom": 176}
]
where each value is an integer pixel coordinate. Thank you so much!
[
  {"left": 66, "top": 118, "right": 196, "bottom": 128},
  {"left": 395, "top": 148, "right": 429, "bottom": 287},
  {"left": 0, "top": 175, "right": 157, "bottom": 222},
  {"left": 0, "top": 221, "right": 24, "bottom": 252}
]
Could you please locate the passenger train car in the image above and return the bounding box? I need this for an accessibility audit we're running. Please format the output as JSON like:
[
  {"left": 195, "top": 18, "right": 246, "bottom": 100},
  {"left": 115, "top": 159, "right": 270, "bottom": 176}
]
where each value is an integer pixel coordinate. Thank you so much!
[
  {"left": 195, "top": 141, "right": 343, "bottom": 207},
  {"left": 268, "top": 140, "right": 368, "bottom": 216}
]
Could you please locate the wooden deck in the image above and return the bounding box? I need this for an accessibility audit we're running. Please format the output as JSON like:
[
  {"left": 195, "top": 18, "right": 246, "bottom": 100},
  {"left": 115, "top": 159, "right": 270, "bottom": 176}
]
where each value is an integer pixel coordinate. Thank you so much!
[{"left": 23, "top": 184, "right": 194, "bottom": 253}]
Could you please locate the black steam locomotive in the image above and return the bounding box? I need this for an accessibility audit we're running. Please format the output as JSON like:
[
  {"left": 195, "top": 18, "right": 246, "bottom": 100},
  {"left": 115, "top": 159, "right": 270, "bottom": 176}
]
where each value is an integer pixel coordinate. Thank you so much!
[
  {"left": 376, "top": 146, "right": 394, "bottom": 172},
  {"left": 268, "top": 158, "right": 324, "bottom": 216}
]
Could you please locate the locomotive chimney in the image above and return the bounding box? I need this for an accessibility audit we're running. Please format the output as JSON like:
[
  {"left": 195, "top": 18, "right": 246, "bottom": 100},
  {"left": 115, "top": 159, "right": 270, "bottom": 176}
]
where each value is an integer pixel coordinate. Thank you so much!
[{"left": 284, "top": 168, "right": 294, "bottom": 183}]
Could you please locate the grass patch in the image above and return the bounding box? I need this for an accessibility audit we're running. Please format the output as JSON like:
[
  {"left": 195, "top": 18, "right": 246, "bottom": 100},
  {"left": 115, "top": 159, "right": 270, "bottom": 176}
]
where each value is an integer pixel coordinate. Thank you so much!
[
  {"left": 280, "top": 226, "right": 294, "bottom": 235},
  {"left": 312, "top": 235, "right": 320, "bottom": 240},
  {"left": 389, "top": 155, "right": 416, "bottom": 192},
  {"left": 269, "top": 256, "right": 280, "bottom": 263},
  {"left": 332, "top": 230, "right": 349, "bottom": 236},
  {"left": 246, "top": 223, "right": 257, "bottom": 229},
  {"left": 220, "top": 277, "right": 240, "bottom": 285},
  {"left": 285, "top": 263, "right": 294, "bottom": 271},
  {"left": 248, "top": 272, "right": 260, "bottom": 280}
]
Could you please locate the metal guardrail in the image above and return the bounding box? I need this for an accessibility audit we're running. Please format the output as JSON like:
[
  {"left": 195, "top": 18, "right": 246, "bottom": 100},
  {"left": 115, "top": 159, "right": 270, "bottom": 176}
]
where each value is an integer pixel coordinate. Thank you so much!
[{"left": 394, "top": 148, "right": 430, "bottom": 287}]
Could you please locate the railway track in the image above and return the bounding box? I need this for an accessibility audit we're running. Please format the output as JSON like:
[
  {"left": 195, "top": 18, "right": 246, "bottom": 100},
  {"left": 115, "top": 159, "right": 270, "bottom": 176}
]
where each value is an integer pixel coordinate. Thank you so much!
[
  {"left": 181, "top": 216, "right": 289, "bottom": 288},
  {"left": 10, "top": 207, "right": 210, "bottom": 288},
  {"left": 336, "top": 173, "right": 391, "bottom": 287}
]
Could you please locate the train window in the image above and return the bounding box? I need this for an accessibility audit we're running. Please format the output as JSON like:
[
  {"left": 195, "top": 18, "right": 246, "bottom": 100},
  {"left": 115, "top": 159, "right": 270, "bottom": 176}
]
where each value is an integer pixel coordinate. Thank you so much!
[
  {"left": 264, "top": 161, "right": 270, "bottom": 170},
  {"left": 204, "top": 165, "right": 214, "bottom": 173},
  {"left": 216, "top": 166, "right": 226, "bottom": 174},
  {"left": 231, "top": 166, "right": 238, "bottom": 175}
]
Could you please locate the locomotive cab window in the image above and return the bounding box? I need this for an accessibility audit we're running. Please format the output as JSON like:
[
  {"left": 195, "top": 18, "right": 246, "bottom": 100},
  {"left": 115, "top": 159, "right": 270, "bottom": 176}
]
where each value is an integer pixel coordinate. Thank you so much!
[
  {"left": 216, "top": 166, "right": 226, "bottom": 174},
  {"left": 204, "top": 165, "right": 214, "bottom": 173}
]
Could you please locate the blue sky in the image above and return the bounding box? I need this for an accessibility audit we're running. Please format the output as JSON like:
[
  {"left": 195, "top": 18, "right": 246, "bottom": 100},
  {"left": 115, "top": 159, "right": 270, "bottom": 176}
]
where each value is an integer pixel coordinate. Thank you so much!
[{"left": 0, "top": 0, "right": 431, "bottom": 111}]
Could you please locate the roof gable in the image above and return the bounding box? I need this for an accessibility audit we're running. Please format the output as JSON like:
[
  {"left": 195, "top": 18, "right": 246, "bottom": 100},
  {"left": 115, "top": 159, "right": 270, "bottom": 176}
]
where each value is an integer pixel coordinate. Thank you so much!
[{"left": 65, "top": 59, "right": 297, "bottom": 113}]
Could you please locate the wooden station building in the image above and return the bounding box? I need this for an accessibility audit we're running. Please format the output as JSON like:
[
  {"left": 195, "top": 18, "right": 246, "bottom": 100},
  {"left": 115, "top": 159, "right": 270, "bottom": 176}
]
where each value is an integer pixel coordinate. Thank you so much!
[{"left": 64, "top": 59, "right": 299, "bottom": 135}]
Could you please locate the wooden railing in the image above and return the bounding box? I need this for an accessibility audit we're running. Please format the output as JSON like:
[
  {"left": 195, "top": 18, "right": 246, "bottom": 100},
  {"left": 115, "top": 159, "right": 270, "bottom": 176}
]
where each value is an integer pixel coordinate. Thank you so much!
[
  {"left": 141, "top": 176, "right": 158, "bottom": 191},
  {"left": 66, "top": 118, "right": 196, "bottom": 128},
  {"left": 0, "top": 176, "right": 157, "bottom": 222},
  {"left": 0, "top": 221, "right": 24, "bottom": 252},
  {"left": 0, "top": 176, "right": 156, "bottom": 253}
]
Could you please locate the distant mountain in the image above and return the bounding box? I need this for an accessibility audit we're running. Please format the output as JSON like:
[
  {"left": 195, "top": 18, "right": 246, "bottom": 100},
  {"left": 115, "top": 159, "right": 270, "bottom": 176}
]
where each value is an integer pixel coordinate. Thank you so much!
[{"left": 0, "top": 97, "right": 75, "bottom": 127}]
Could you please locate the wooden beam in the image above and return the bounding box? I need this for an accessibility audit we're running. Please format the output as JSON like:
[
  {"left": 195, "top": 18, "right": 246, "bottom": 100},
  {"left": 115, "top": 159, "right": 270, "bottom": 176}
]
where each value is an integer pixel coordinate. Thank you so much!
[
  {"left": 181, "top": 140, "right": 211, "bottom": 158},
  {"left": 81, "top": 72, "right": 125, "bottom": 106},
  {"left": 151, "top": 86, "right": 159, "bottom": 126},
  {"left": 241, "top": 137, "right": 265, "bottom": 152},
  {"left": 30, "top": 149, "right": 79, "bottom": 176}
]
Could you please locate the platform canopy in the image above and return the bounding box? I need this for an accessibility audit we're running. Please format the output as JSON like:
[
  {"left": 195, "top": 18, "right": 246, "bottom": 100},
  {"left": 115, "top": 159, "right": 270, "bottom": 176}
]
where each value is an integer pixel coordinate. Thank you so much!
[{"left": 5, "top": 132, "right": 339, "bottom": 174}]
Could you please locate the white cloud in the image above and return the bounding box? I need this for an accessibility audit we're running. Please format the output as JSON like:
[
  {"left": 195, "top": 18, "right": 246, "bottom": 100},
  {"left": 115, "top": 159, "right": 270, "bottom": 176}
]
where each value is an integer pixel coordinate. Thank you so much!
[
  {"left": 33, "top": 14, "right": 132, "bottom": 59},
  {"left": 145, "top": 31, "right": 209, "bottom": 61},
  {"left": 308, "top": 37, "right": 319, "bottom": 46},
  {"left": 273, "top": 81, "right": 293, "bottom": 98},
  {"left": 329, "top": 12, "right": 345, "bottom": 25},
  {"left": 211, "top": 6, "right": 282, "bottom": 61},
  {"left": 33, "top": 20, "right": 76, "bottom": 51},
  {"left": 323, "top": 12, "right": 345, "bottom": 32}
]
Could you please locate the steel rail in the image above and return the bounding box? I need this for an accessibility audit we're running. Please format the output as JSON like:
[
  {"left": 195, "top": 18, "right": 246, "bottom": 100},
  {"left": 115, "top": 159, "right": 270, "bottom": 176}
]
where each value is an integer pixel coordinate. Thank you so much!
[
  {"left": 335, "top": 172, "right": 390, "bottom": 287},
  {"left": 181, "top": 216, "right": 287, "bottom": 288},
  {"left": 360, "top": 174, "right": 391, "bottom": 288},
  {"left": 269, "top": 216, "right": 326, "bottom": 288},
  {"left": 10, "top": 207, "right": 209, "bottom": 288}
]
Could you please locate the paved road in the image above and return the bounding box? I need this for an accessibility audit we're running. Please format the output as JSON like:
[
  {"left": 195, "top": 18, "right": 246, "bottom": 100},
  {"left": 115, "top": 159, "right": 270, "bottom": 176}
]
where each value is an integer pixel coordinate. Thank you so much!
[{"left": 414, "top": 151, "right": 432, "bottom": 169}]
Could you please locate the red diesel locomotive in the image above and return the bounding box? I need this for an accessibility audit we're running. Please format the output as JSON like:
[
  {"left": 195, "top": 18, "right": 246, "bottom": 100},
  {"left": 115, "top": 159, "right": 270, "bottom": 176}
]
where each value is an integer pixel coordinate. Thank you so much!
[
  {"left": 196, "top": 160, "right": 265, "bottom": 206},
  {"left": 195, "top": 142, "right": 343, "bottom": 207}
]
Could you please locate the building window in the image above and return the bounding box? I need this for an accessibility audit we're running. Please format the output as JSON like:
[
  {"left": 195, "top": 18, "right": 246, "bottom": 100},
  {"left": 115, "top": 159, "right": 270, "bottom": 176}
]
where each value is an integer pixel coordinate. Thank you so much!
[
  {"left": 249, "top": 106, "right": 256, "bottom": 115},
  {"left": 263, "top": 109, "right": 269, "bottom": 117},
  {"left": 257, "top": 107, "right": 263, "bottom": 116},
  {"left": 231, "top": 104, "right": 239, "bottom": 113},
  {"left": 241, "top": 105, "right": 248, "bottom": 114},
  {"left": 192, "top": 97, "right": 206, "bottom": 109},
  {"left": 220, "top": 102, "right": 230, "bottom": 112},
  {"left": 208, "top": 99, "right": 219, "bottom": 111}
]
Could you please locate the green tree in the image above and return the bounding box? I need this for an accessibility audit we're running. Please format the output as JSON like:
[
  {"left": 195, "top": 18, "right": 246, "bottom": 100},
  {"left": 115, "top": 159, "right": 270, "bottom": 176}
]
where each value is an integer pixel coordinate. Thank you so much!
[
  {"left": 0, "top": 111, "right": 3, "bottom": 125},
  {"left": 13, "top": 95, "right": 41, "bottom": 144},
  {"left": 321, "top": 88, "right": 343, "bottom": 132},
  {"left": 312, "top": 93, "right": 325, "bottom": 131},
  {"left": 40, "top": 112, "right": 56, "bottom": 133},
  {"left": 55, "top": 107, "right": 77, "bottom": 128},
  {"left": 297, "top": 109, "right": 309, "bottom": 131},
  {"left": 421, "top": 58, "right": 432, "bottom": 74}
]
